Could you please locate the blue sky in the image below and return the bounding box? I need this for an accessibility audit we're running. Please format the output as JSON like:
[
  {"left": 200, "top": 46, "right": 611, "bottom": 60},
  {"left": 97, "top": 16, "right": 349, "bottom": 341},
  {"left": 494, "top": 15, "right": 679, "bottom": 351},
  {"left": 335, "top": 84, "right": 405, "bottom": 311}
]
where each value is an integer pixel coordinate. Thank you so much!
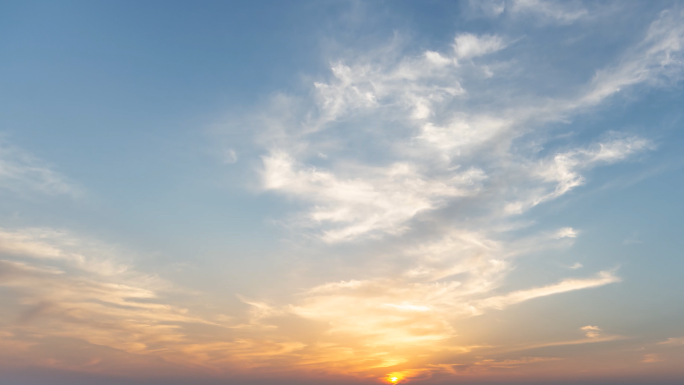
[{"left": 1, "top": 1, "right": 684, "bottom": 384}]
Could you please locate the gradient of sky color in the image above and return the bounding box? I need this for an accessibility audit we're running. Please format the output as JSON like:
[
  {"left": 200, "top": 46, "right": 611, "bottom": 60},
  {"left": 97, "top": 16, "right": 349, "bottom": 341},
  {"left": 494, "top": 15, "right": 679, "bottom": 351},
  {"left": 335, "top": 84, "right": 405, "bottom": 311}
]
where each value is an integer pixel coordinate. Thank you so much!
[{"left": 1, "top": 1, "right": 684, "bottom": 384}]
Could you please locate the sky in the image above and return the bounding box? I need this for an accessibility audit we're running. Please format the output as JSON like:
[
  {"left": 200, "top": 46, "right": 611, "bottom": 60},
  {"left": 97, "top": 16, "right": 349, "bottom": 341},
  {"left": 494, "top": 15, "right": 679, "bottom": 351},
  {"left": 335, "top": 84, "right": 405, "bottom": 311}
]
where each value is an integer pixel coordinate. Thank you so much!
[{"left": 1, "top": 1, "right": 684, "bottom": 384}]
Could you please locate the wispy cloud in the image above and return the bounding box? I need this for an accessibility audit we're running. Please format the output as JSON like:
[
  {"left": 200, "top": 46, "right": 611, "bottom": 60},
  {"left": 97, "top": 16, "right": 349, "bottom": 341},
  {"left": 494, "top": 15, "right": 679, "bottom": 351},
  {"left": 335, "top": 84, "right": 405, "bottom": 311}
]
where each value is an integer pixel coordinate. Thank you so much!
[
  {"left": 658, "top": 337, "right": 684, "bottom": 346},
  {"left": 253, "top": 9, "right": 684, "bottom": 244},
  {"left": 0, "top": 139, "right": 82, "bottom": 199},
  {"left": 204, "top": 7, "right": 684, "bottom": 376},
  {"left": 0, "top": 228, "right": 129, "bottom": 276},
  {"left": 453, "top": 33, "right": 506, "bottom": 60},
  {"left": 473, "top": 271, "right": 620, "bottom": 313},
  {"left": 262, "top": 152, "right": 485, "bottom": 242},
  {"left": 0, "top": 227, "right": 221, "bottom": 374},
  {"left": 203, "top": 6, "right": 684, "bottom": 378},
  {"left": 469, "top": 0, "right": 589, "bottom": 23},
  {"left": 504, "top": 134, "right": 654, "bottom": 213},
  {"left": 509, "top": 0, "right": 588, "bottom": 24}
]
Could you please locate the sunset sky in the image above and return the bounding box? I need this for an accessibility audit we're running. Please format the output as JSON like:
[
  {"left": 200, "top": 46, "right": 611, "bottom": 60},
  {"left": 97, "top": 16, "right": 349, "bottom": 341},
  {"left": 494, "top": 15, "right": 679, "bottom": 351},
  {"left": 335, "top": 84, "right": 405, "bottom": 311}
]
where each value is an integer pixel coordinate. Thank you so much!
[{"left": 1, "top": 1, "right": 684, "bottom": 384}]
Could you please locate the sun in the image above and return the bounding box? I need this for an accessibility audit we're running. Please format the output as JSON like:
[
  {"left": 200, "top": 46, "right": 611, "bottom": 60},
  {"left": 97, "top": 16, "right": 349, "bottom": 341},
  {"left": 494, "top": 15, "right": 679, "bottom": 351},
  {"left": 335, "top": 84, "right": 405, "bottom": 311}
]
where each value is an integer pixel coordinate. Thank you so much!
[{"left": 386, "top": 373, "right": 405, "bottom": 384}]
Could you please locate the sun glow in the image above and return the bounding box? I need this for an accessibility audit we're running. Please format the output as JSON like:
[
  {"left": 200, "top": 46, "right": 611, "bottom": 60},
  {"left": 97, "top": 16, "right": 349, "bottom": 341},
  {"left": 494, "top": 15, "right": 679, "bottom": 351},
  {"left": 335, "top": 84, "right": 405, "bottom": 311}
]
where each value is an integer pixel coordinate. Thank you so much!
[{"left": 386, "top": 373, "right": 405, "bottom": 383}]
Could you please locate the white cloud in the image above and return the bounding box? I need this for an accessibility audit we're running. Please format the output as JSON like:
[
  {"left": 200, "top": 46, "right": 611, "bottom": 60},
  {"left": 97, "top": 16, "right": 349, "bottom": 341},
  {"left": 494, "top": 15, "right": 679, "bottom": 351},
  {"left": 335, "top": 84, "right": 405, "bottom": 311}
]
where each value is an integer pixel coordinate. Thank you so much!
[
  {"left": 473, "top": 271, "right": 620, "bottom": 312},
  {"left": 310, "top": 53, "right": 464, "bottom": 128},
  {"left": 208, "top": 7, "right": 684, "bottom": 376},
  {"left": 225, "top": 13, "right": 684, "bottom": 369},
  {"left": 554, "top": 227, "right": 578, "bottom": 239},
  {"left": 417, "top": 114, "right": 510, "bottom": 156},
  {"left": 504, "top": 135, "right": 653, "bottom": 214},
  {"left": 262, "top": 151, "right": 485, "bottom": 242},
  {"left": 509, "top": 0, "right": 588, "bottom": 23},
  {"left": 579, "top": 10, "right": 684, "bottom": 106},
  {"left": 453, "top": 33, "right": 506, "bottom": 60},
  {"left": 253, "top": 10, "right": 684, "bottom": 242},
  {"left": 469, "top": 0, "right": 588, "bottom": 24}
]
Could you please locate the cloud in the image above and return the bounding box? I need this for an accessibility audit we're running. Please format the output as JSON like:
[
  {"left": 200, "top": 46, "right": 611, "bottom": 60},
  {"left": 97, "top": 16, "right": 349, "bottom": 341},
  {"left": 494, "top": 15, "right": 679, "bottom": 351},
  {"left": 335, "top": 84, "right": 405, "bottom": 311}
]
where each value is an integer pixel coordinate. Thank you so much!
[
  {"left": 262, "top": 152, "right": 485, "bottom": 242},
  {"left": 468, "top": 0, "right": 588, "bottom": 24},
  {"left": 581, "top": 325, "right": 601, "bottom": 338},
  {"left": 473, "top": 356, "right": 561, "bottom": 368},
  {"left": 417, "top": 114, "right": 511, "bottom": 156},
  {"left": 222, "top": 148, "right": 238, "bottom": 164},
  {"left": 0, "top": 228, "right": 129, "bottom": 276},
  {"left": 503, "top": 134, "right": 655, "bottom": 212},
  {"left": 0, "top": 227, "right": 222, "bottom": 374},
  {"left": 554, "top": 227, "right": 578, "bottom": 239},
  {"left": 210, "top": 10, "right": 684, "bottom": 375},
  {"left": 473, "top": 271, "right": 620, "bottom": 312},
  {"left": 468, "top": 0, "right": 507, "bottom": 18},
  {"left": 0, "top": 228, "right": 379, "bottom": 377},
  {"left": 234, "top": 230, "right": 621, "bottom": 375},
  {"left": 579, "top": 9, "right": 684, "bottom": 106},
  {"left": 509, "top": 0, "right": 588, "bottom": 23},
  {"left": 453, "top": 33, "right": 506, "bottom": 60},
  {"left": 253, "top": 9, "right": 684, "bottom": 243},
  {"left": 658, "top": 337, "right": 684, "bottom": 346},
  {"left": 0, "top": 140, "right": 81, "bottom": 199},
  {"left": 642, "top": 353, "right": 662, "bottom": 363}
]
